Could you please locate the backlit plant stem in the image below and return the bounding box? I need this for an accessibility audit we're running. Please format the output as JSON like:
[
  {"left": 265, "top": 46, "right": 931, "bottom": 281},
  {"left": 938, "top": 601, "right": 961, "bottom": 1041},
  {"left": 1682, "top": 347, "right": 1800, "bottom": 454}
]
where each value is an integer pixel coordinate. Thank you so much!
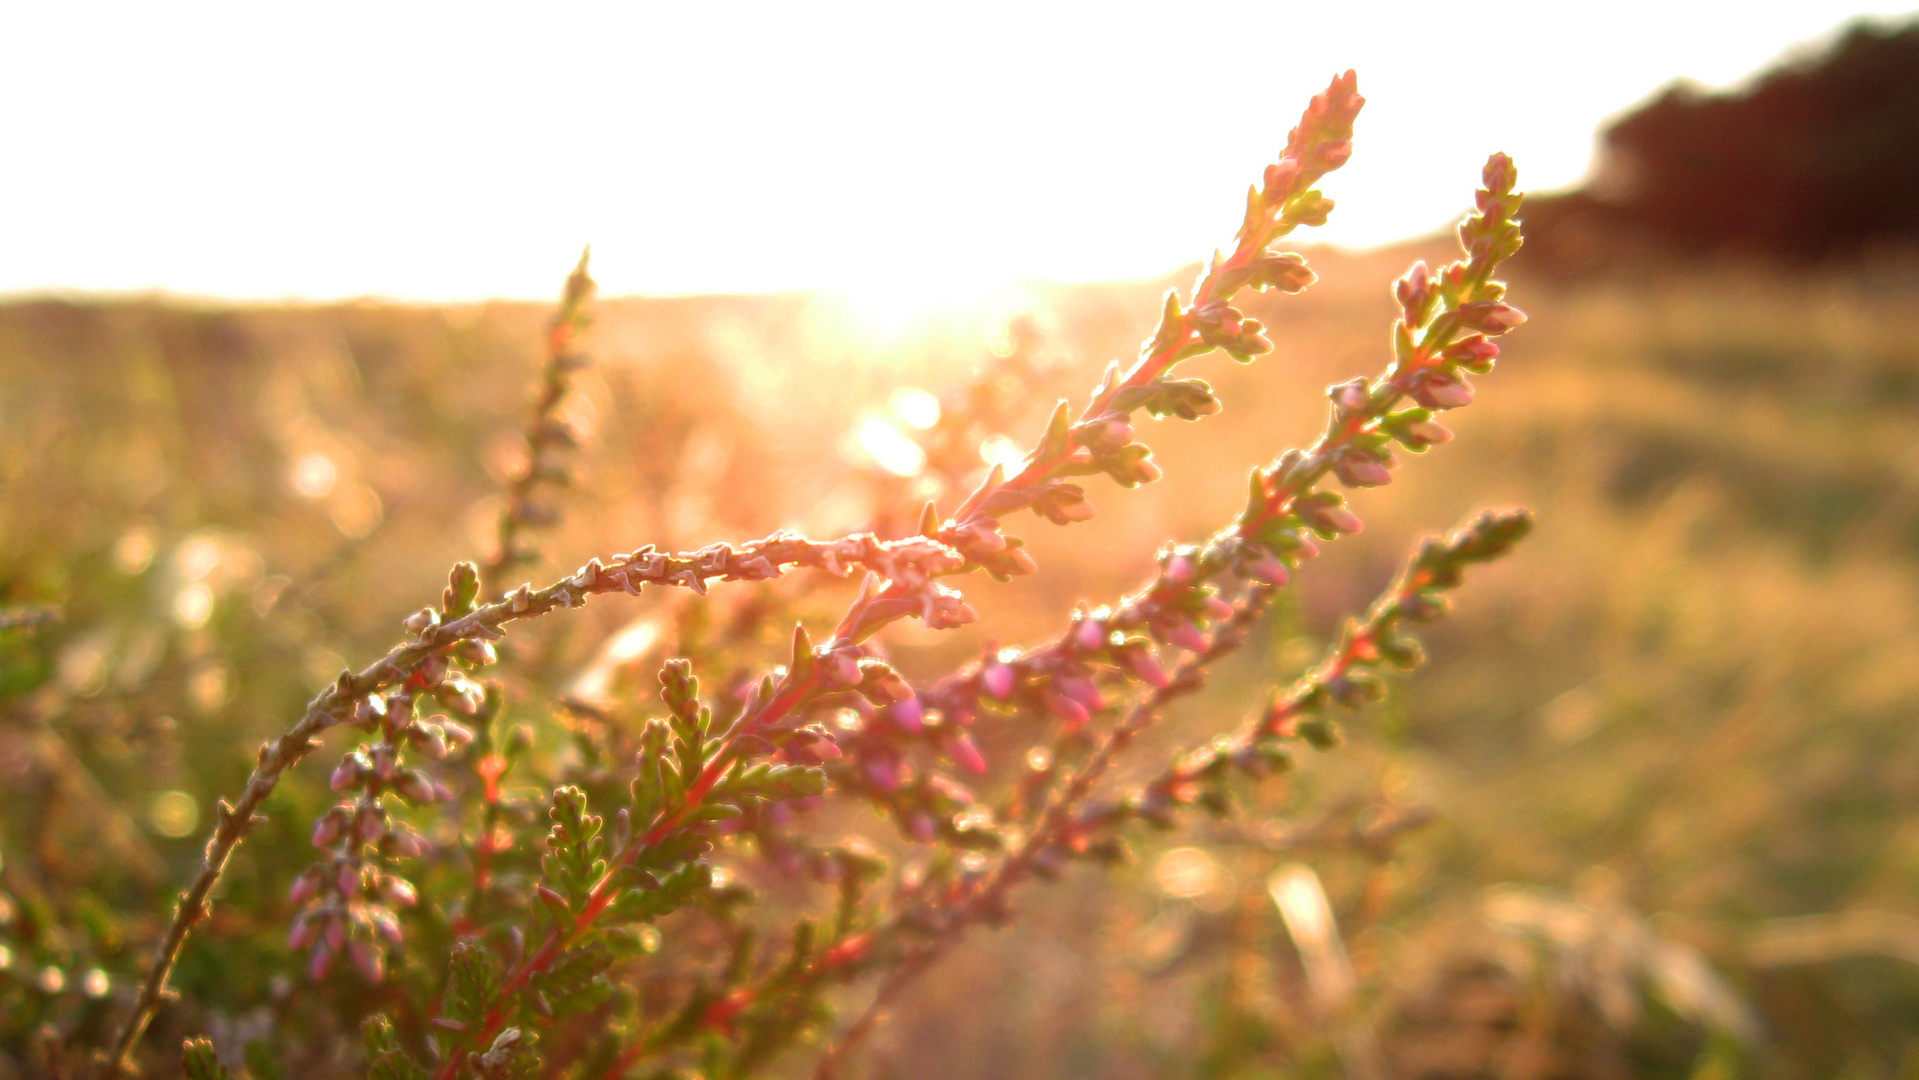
[
  {"left": 808, "top": 589, "right": 1273, "bottom": 1079},
  {"left": 422, "top": 78, "right": 1373, "bottom": 1074},
  {"left": 483, "top": 249, "right": 597, "bottom": 592},
  {"left": 106, "top": 528, "right": 975, "bottom": 1072}
]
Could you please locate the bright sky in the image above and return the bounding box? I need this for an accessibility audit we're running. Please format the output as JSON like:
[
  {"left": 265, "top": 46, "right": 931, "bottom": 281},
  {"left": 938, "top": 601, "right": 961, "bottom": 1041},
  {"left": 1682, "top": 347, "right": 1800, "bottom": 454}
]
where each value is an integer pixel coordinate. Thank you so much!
[{"left": 2, "top": 2, "right": 1912, "bottom": 305}]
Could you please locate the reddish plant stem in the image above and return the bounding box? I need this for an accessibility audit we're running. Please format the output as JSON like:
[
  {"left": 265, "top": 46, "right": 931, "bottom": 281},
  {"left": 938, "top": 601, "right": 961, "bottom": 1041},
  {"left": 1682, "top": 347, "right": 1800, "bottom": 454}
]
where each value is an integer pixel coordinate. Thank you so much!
[
  {"left": 450, "top": 754, "right": 509, "bottom": 939},
  {"left": 433, "top": 660, "right": 830, "bottom": 1079},
  {"left": 800, "top": 590, "right": 1272, "bottom": 1077}
]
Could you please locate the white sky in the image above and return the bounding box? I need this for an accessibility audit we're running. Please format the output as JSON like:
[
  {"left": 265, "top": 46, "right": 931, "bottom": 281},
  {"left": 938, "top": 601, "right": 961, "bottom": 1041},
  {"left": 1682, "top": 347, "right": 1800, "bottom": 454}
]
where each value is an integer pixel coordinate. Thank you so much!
[{"left": 2, "top": 2, "right": 1913, "bottom": 305}]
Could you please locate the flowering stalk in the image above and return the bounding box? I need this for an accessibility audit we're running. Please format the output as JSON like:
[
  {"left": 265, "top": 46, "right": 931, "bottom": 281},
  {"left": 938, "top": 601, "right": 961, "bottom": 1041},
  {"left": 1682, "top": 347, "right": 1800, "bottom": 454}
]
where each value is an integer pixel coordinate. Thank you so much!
[
  {"left": 483, "top": 249, "right": 596, "bottom": 592},
  {"left": 806, "top": 587, "right": 1276, "bottom": 1080},
  {"left": 100, "top": 71, "right": 1542, "bottom": 1080},
  {"left": 105, "top": 527, "right": 982, "bottom": 1070},
  {"left": 930, "top": 73, "right": 1363, "bottom": 576},
  {"left": 1078, "top": 508, "right": 1533, "bottom": 838},
  {"left": 916, "top": 149, "right": 1526, "bottom": 795},
  {"left": 599, "top": 154, "right": 1530, "bottom": 1077},
  {"left": 803, "top": 510, "right": 1530, "bottom": 1077},
  {"left": 759, "top": 157, "right": 1530, "bottom": 1077},
  {"left": 405, "top": 74, "right": 1369, "bottom": 1077}
]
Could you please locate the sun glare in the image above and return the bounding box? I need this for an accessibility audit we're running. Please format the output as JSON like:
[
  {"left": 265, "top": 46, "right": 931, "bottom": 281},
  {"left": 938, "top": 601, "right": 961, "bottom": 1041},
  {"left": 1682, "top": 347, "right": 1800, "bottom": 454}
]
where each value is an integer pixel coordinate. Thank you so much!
[
  {"left": 1, "top": 3, "right": 1907, "bottom": 301},
  {"left": 856, "top": 416, "right": 927, "bottom": 477},
  {"left": 890, "top": 388, "right": 942, "bottom": 430}
]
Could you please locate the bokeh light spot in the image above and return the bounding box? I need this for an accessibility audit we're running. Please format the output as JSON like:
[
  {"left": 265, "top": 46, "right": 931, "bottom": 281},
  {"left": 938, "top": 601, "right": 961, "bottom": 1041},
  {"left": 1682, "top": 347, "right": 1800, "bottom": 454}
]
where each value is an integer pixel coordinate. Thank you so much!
[
  {"left": 857, "top": 416, "right": 926, "bottom": 477},
  {"left": 151, "top": 790, "right": 200, "bottom": 838}
]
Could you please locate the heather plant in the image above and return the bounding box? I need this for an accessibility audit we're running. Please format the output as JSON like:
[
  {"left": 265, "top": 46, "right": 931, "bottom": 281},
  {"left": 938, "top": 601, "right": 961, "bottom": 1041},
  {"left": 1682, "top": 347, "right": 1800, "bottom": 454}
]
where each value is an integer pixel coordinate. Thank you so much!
[{"left": 2, "top": 72, "right": 1550, "bottom": 1079}]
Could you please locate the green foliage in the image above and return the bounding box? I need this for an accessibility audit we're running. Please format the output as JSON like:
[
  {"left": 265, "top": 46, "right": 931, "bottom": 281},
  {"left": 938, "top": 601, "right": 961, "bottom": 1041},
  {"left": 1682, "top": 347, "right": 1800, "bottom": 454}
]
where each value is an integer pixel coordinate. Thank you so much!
[
  {"left": 182, "top": 1037, "right": 234, "bottom": 1080},
  {"left": 444, "top": 942, "right": 504, "bottom": 1029},
  {"left": 542, "top": 786, "right": 606, "bottom": 913}
]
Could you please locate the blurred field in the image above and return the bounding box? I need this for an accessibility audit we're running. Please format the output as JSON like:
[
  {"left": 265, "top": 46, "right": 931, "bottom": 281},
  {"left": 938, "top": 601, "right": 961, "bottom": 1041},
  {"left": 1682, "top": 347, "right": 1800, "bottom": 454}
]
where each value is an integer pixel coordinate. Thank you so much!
[{"left": 4, "top": 243, "right": 1919, "bottom": 1078}]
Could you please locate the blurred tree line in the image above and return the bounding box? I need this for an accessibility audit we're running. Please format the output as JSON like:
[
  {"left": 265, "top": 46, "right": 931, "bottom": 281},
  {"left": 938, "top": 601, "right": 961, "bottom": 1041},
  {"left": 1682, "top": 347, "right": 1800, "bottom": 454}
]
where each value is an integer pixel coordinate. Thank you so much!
[{"left": 1523, "top": 19, "right": 1919, "bottom": 271}]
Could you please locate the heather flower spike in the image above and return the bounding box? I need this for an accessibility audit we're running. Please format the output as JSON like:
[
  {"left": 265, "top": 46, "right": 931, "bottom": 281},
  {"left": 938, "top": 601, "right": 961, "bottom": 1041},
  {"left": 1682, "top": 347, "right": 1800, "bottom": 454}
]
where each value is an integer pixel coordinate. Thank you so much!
[{"left": 104, "top": 73, "right": 1540, "bottom": 1080}]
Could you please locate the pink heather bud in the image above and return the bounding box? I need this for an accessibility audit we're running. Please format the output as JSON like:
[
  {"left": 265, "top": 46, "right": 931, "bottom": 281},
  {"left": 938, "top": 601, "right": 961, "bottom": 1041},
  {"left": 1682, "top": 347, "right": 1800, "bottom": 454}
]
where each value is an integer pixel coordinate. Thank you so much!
[
  {"left": 945, "top": 731, "right": 988, "bottom": 775},
  {"left": 393, "top": 770, "right": 447, "bottom": 804},
  {"left": 1264, "top": 160, "right": 1301, "bottom": 197},
  {"left": 858, "top": 660, "right": 915, "bottom": 704},
  {"left": 1483, "top": 152, "right": 1517, "bottom": 196},
  {"left": 370, "top": 744, "right": 398, "bottom": 781},
  {"left": 1243, "top": 552, "right": 1290, "bottom": 587},
  {"left": 1166, "top": 621, "right": 1208, "bottom": 653},
  {"left": 981, "top": 660, "right": 1016, "bottom": 700},
  {"left": 1403, "top": 418, "right": 1454, "bottom": 448},
  {"left": 884, "top": 698, "right": 924, "bottom": 734},
  {"left": 1293, "top": 533, "right": 1322, "bottom": 560},
  {"left": 862, "top": 755, "right": 902, "bottom": 792},
  {"left": 368, "top": 906, "right": 403, "bottom": 944},
  {"left": 406, "top": 722, "right": 449, "bottom": 760},
  {"left": 312, "top": 807, "right": 348, "bottom": 848},
  {"left": 355, "top": 803, "right": 385, "bottom": 843},
  {"left": 1412, "top": 372, "right": 1475, "bottom": 411},
  {"left": 905, "top": 811, "right": 938, "bottom": 843},
  {"left": 1315, "top": 139, "right": 1353, "bottom": 171},
  {"left": 1074, "top": 617, "right": 1107, "bottom": 652},
  {"left": 926, "top": 592, "right": 979, "bottom": 630},
  {"left": 1053, "top": 495, "right": 1096, "bottom": 523},
  {"left": 1120, "top": 645, "right": 1171, "bottom": 689},
  {"left": 453, "top": 638, "right": 497, "bottom": 667},
  {"left": 441, "top": 680, "right": 484, "bottom": 718},
  {"left": 787, "top": 727, "right": 843, "bottom": 764},
  {"left": 1448, "top": 338, "right": 1500, "bottom": 375},
  {"left": 1134, "top": 458, "right": 1165, "bottom": 484},
  {"left": 383, "top": 826, "right": 429, "bottom": 859},
  {"left": 821, "top": 649, "right": 863, "bottom": 688},
  {"left": 330, "top": 754, "right": 367, "bottom": 792},
  {"left": 351, "top": 695, "right": 387, "bottom": 731},
  {"left": 350, "top": 941, "right": 385, "bottom": 983},
  {"left": 289, "top": 914, "right": 318, "bottom": 951},
  {"left": 1043, "top": 687, "right": 1090, "bottom": 729},
  {"left": 402, "top": 608, "right": 439, "bottom": 635},
  {"left": 1449, "top": 334, "right": 1499, "bottom": 364},
  {"left": 307, "top": 940, "right": 334, "bottom": 980},
  {"left": 931, "top": 775, "right": 977, "bottom": 804},
  {"left": 416, "top": 653, "right": 448, "bottom": 687},
  {"left": 1395, "top": 261, "right": 1433, "bottom": 323},
  {"left": 439, "top": 718, "right": 475, "bottom": 751},
  {"left": 1059, "top": 674, "right": 1104, "bottom": 714},
  {"left": 380, "top": 875, "right": 418, "bottom": 907},
  {"left": 1164, "top": 553, "right": 1199, "bottom": 586},
  {"left": 1323, "top": 504, "right": 1364, "bottom": 534},
  {"left": 1456, "top": 301, "right": 1527, "bottom": 335},
  {"left": 1006, "top": 546, "right": 1039, "bottom": 575},
  {"left": 382, "top": 694, "right": 411, "bottom": 738},
  {"left": 1202, "top": 593, "right": 1236, "bottom": 620},
  {"left": 336, "top": 861, "right": 361, "bottom": 898},
  {"left": 289, "top": 868, "right": 323, "bottom": 906},
  {"left": 325, "top": 914, "right": 348, "bottom": 952},
  {"left": 1333, "top": 454, "right": 1394, "bottom": 488},
  {"left": 1331, "top": 378, "right": 1371, "bottom": 419},
  {"left": 959, "top": 517, "right": 1007, "bottom": 553}
]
